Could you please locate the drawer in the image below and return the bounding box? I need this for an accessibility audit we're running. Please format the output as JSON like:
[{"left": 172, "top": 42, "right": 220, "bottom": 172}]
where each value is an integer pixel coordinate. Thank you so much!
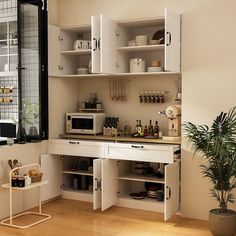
[
  {"left": 105, "top": 143, "right": 180, "bottom": 163},
  {"left": 47, "top": 139, "right": 104, "bottom": 157}
]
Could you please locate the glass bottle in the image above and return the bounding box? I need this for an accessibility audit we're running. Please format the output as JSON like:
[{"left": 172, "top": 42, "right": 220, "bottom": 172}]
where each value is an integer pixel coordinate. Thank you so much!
[
  {"left": 144, "top": 126, "right": 148, "bottom": 136},
  {"left": 154, "top": 121, "right": 159, "bottom": 138},
  {"left": 137, "top": 120, "right": 143, "bottom": 134},
  {"left": 135, "top": 120, "right": 139, "bottom": 133},
  {"left": 148, "top": 120, "right": 153, "bottom": 136}
]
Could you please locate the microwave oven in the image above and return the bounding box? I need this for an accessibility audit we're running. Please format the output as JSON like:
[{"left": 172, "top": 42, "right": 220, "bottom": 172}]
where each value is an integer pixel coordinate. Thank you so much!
[{"left": 66, "top": 113, "right": 105, "bottom": 134}]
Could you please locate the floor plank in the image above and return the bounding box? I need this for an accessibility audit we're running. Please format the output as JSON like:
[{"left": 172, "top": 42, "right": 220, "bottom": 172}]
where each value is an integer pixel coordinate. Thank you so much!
[{"left": 0, "top": 199, "right": 211, "bottom": 236}]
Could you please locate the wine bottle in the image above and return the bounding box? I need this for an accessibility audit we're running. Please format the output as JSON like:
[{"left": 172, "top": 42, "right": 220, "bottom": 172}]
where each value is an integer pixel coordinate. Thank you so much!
[
  {"left": 148, "top": 120, "right": 153, "bottom": 136},
  {"left": 154, "top": 121, "right": 159, "bottom": 138}
]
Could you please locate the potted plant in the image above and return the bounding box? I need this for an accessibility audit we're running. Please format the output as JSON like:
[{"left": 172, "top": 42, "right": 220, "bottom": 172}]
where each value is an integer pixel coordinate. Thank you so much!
[
  {"left": 21, "top": 98, "right": 39, "bottom": 136},
  {"left": 183, "top": 107, "right": 236, "bottom": 236}
]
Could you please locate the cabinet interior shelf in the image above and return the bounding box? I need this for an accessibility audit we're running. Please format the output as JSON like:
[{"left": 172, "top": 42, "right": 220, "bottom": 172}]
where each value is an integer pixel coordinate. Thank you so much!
[
  {"left": 61, "top": 49, "right": 91, "bottom": 55},
  {"left": 63, "top": 188, "right": 93, "bottom": 195},
  {"left": 1, "top": 180, "right": 49, "bottom": 191},
  {"left": 62, "top": 170, "right": 93, "bottom": 176},
  {"left": 119, "top": 194, "right": 164, "bottom": 205},
  {"left": 118, "top": 174, "right": 164, "bottom": 184},
  {"left": 118, "top": 44, "right": 164, "bottom": 52}
]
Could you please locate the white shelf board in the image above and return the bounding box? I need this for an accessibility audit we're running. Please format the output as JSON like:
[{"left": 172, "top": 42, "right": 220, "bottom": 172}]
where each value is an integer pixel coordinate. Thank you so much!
[
  {"left": 118, "top": 44, "right": 164, "bottom": 52},
  {"left": 52, "top": 71, "right": 181, "bottom": 78},
  {"left": 60, "top": 24, "right": 91, "bottom": 32},
  {"left": 118, "top": 174, "right": 164, "bottom": 184},
  {"left": 1, "top": 180, "right": 49, "bottom": 191},
  {"left": 61, "top": 49, "right": 91, "bottom": 55},
  {"left": 62, "top": 170, "right": 93, "bottom": 176},
  {"left": 52, "top": 74, "right": 109, "bottom": 78},
  {"left": 117, "top": 194, "right": 164, "bottom": 213},
  {"left": 117, "top": 17, "right": 165, "bottom": 27}
]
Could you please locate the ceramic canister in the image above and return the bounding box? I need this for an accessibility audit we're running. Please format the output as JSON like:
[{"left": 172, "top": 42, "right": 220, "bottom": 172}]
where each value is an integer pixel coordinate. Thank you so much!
[{"left": 130, "top": 58, "right": 145, "bottom": 73}]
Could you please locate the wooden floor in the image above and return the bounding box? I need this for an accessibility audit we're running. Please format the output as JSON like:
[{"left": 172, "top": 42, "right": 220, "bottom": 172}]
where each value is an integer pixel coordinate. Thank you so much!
[{"left": 0, "top": 199, "right": 211, "bottom": 236}]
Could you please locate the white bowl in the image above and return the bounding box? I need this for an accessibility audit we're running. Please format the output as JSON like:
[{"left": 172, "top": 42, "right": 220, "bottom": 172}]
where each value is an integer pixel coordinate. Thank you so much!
[
  {"left": 135, "top": 35, "right": 148, "bottom": 46},
  {"left": 148, "top": 66, "right": 163, "bottom": 72},
  {"left": 149, "top": 39, "right": 160, "bottom": 45}
]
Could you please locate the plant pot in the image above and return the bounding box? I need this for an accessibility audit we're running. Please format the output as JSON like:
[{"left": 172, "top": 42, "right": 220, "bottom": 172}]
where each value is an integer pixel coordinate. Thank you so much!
[{"left": 209, "top": 209, "right": 236, "bottom": 236}]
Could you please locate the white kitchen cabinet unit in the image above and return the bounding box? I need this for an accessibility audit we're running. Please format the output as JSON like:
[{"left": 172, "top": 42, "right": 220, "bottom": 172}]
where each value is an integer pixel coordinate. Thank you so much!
[
  {"left": 42, "top": 139, "right": 180, "bottom": 221},
  {"left": 48, "top": 24, "right": 92, "bottom": 77},
  {"left": 48, "top": 7, "right": 181, "bottom": 77}
]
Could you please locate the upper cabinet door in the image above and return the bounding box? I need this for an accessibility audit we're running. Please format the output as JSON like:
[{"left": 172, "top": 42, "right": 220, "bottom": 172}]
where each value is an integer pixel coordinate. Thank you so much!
[
  {"left": 48, "top": 25, "right": 61, "bottom": 77},
  {"left": 101, "top": 159, "right": 118, "bottom": 211},
  {"left": 100, "top": 15, "right": 118, "bottom": 74},
  {"left": 164, "top": 8, "right": 181, "bottom": 72},
  {"left": 91, "top": 16, "right": 100, "bottom": 73},
  {"left": 164, "top": 161, "right": 180, "bottom": 221},
  {"left": 93, "top": 158, "right": 101, "bottom": 210}
]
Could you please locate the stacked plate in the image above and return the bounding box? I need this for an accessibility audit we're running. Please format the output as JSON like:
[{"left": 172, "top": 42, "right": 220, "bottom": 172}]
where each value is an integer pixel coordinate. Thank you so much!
[{"left": 147, "top": 189, "right": 158, "bottom": 198}]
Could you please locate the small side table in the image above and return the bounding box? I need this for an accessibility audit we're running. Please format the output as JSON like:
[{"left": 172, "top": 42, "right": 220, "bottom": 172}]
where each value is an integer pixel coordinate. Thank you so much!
[{"left": 0, "top": 163, "right": 51, "bottom": 228}]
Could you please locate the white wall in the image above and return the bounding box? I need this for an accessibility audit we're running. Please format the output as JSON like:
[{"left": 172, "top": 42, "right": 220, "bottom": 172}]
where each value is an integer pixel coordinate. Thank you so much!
[{"left": 54, "top": 0, "right": 236, "bottom": 220}]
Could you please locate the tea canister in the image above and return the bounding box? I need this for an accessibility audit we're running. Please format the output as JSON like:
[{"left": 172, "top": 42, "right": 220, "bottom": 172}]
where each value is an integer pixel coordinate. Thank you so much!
[{"left": 130, "top": 58, "right": 145, "bottom": 73}]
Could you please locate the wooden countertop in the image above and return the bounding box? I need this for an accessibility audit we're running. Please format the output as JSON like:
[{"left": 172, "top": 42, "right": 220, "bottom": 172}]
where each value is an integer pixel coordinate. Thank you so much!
[{"left": 59, "top": 134, "right": 181, "bottom": 145}]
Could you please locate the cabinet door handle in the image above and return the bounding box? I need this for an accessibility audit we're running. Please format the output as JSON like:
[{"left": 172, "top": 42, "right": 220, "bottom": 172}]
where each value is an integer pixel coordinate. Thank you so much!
[
  {"left": 166, "top": 32, "right": 172, "bottom": 46},
  {"left": 166, "top": 186, "right": 172, "bottom": 200},
  {"left": 98, "top": 38, "right": 101, "bottom": 50},
  {"left": 69, "top": 141, "right": 80, "bottom": 144},
  {"left": 131, "top": 145, "right": 144, "bottom": 149},
  {"left": 94, "top": 178, "right": 101, "bottom": 191},
  {"left": 93, "top": 38, "right": 97, "bottom": 51}
]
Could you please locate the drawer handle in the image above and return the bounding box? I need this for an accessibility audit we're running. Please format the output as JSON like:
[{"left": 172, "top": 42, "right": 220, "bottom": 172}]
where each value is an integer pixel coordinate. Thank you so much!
[
  {"left": 131, "top": 145, "right": 144, "bottom": 149},
  {"left": 69, "top": 141, "right": 80, "bottom": 144}
]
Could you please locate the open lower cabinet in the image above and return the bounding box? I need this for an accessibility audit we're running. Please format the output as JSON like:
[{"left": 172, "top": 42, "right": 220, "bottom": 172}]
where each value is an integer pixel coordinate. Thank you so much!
[{"left": 40, "top": 154, "right": 180, "bottom": 221}]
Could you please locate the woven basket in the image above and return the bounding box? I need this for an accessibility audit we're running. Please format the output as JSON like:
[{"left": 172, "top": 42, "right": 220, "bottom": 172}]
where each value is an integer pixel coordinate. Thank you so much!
[{"left": 30, "top": 173, "right": 43, "bottom": 183}]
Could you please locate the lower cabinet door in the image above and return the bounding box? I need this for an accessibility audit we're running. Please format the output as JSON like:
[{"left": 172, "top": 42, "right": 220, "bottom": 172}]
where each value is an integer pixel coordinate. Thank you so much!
[
  {"left": 101, "top": 159, "right": 118, "bottom": 211},
  {"left": 164, "top": 160, "right": 180, "bottom": 221},
  {"left": 40, "top": 154, "right": 62, "bottom": 201},
  {"left": 93, "top": 159, "right": 101, "bottom": 210}
]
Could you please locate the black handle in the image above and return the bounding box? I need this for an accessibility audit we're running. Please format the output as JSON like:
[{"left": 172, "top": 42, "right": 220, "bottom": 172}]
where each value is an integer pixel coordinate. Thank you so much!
[
  {"left": 95, "top": 178, "right": 98, "bottom": 191},
  {"left": 166, "top": 32, "right": 172, "bottom": 46},
  {"left": 166, "top": 186, "right": 172, "bottom": 200},
  {"left": 93, "top": 38, "right": 97, "bottom": 51},
  {"left": 98, "top": 38, "right": 101, "bottom": 50},
  {"left": 131, "top": 145, "right": 144, "bottom": 149},
  {"left": 69, "top": 141, "right": 80, "bottom": 144}
]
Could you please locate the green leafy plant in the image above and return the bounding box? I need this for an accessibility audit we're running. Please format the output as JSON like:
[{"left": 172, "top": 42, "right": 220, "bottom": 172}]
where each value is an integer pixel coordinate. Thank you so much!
[
  {"left": 183, "top": 107, "right": 236, "bottom": 212},
  {"left": 21, "top": 98, "right": 39, "bottom": 125}
]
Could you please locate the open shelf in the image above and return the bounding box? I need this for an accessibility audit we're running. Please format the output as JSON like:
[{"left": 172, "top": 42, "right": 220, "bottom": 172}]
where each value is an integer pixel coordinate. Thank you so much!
[
  {"left": 118, "top": 44, "right": 164, "bottom": 52},
  {"left": 61, "top": 49, "right": 91, "bottom": 55},
  {"left": 62, "top": 170, "right": 93, "bottom": 176},
  {"left": 118, "top": 174, "right": 164, "bottom": 184},
  {"left": 1, "top": 180, "right": 49, "bottom": 191}
]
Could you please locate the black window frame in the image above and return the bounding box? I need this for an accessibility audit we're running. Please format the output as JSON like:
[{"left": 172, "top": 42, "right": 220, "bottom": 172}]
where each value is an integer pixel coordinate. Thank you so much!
[{"left": 17, "top": 0, "right": 48, "bottom": 141}]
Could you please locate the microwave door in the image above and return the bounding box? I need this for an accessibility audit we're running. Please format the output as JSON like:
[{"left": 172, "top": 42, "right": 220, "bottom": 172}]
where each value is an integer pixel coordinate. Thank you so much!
[{"left": 72, "top": 116, "right": 93, "bottom": 130}]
